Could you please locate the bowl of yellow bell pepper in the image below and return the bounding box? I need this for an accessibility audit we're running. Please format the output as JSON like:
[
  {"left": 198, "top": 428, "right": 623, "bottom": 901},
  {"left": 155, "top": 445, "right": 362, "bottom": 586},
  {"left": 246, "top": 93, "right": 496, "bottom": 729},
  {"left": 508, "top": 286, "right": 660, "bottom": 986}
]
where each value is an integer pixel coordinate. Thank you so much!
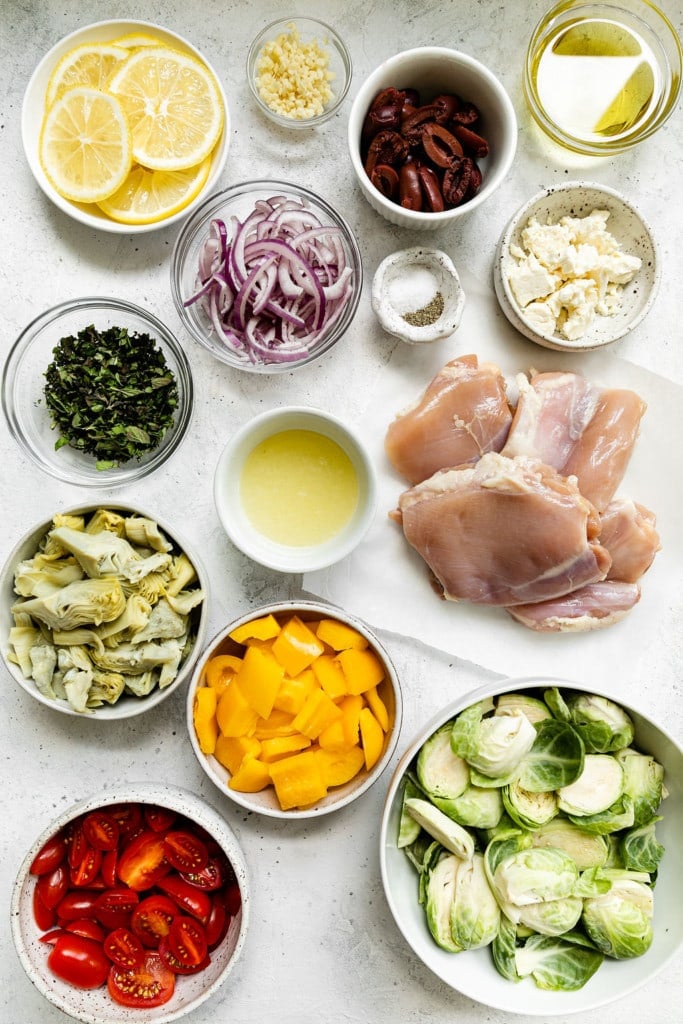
[{"left": 186, "top": 601, "right": 403, "bottom": 818}]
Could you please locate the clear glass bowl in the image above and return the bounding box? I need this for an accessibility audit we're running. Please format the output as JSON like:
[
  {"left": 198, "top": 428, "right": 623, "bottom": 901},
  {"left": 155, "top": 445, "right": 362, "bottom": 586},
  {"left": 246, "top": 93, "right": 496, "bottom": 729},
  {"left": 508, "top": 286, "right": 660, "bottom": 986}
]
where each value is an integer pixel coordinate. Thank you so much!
[
  {"left": 170, "top": 180, "right": 363, "bottom": 372},
  {"left": 247, "top": 16, "right": 352, "bottom": 128},
  {"left": 2, "top": 297, "right": 193, "bottom": 486},
  {"left": 524, "top": 0, "right": 682, "bottom": 156}
]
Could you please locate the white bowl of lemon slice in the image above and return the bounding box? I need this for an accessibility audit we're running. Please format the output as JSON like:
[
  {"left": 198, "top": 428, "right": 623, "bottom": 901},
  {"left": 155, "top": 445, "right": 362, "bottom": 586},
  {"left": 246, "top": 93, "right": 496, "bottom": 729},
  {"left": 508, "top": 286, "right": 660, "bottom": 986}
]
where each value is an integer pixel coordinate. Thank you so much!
[{"left": 22, "top": 20, "right": 229, "bottom": 232}]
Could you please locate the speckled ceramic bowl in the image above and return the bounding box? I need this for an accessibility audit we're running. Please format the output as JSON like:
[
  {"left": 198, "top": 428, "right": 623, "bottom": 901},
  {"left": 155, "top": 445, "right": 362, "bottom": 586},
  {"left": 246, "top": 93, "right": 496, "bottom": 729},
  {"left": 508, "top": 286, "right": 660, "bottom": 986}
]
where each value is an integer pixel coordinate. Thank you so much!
[
  {"left": 493, "top": 182, "right": 660, "bottom": 351},
  {"left": 22, "top": 19, "right": 229, "bottom": 233},
  {"left": 187, "top": 601, "right": 403, "bottom": 819},
  {"left": 0, "top": 502, "right": 208, "bottom": 720},
  {"left": 380, "top": 675, "right": 683, "bottom": 1015},
  {"left": 10, "top": 783, "right": 249, "bottom": 1024},
  {"left": 372, "top": 248, "right": 465, "bottom": 343}
]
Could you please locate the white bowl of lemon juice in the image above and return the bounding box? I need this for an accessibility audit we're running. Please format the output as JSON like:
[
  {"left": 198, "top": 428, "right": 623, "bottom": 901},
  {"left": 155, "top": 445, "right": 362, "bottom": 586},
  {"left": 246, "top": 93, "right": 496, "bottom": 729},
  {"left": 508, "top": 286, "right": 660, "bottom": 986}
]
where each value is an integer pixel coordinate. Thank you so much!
[{"left": 213, "top": 407, "right": 377, "bottom": 573}]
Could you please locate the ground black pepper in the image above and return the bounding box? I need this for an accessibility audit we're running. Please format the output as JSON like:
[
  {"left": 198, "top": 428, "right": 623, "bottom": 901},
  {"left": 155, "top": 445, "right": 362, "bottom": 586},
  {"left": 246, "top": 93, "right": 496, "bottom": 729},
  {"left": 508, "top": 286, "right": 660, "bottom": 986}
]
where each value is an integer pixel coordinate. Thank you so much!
[{"left": 402, "top": 290, "right": 445, "bottom": 327}]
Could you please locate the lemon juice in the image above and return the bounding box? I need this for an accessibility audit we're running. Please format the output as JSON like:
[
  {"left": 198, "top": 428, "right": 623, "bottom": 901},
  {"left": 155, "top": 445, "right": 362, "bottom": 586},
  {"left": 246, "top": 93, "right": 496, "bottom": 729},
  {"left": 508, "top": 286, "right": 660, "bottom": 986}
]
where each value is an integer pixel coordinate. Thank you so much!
[
  {"left": 240, "top": 429, "right": 359, "bottom": 546},
  {"left": 531, "top": 16, "right": 661, "bottom": 144}
]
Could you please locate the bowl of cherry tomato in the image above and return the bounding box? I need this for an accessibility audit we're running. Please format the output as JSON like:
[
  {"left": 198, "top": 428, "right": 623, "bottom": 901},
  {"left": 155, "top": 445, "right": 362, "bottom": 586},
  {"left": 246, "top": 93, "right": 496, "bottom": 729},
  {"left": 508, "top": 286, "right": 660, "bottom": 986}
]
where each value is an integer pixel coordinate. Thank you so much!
[{"left": 10, "top": 784, "right": 249, "bottom": 1023}]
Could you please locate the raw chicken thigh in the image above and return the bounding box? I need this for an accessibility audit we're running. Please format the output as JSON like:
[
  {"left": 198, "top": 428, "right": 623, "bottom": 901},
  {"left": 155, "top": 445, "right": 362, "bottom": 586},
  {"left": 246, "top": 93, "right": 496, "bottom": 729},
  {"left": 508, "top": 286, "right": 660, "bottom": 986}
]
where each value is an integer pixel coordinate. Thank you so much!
[
  {"left": 502, "top": 370, "right": 646, "bottom": 511},
  {"left": 385, "top": 354, "right": 512, "bottom": 485},
  {"left": 506, "top": 582, "right": 641, "bottom": 632},
  {"left": 598, "top": 498, "right": 660, "bottom": 583},
  {"left": 394, "top": 452, "right": 611, "bottom": 606}
]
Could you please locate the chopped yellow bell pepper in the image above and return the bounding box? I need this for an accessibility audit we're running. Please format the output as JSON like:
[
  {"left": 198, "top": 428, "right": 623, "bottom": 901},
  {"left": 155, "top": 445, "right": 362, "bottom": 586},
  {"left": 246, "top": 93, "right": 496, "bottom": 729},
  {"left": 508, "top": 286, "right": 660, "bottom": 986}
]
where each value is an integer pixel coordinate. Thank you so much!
[
  {"left": 214, "top": 734, "right": 262, "bottom": 775},
  {"left": 338, "top": 693, "right": 364, "bottom": 746},
  {"left": 193, "top": 686, "right": 218, "bottom": 754},
  {"left": 359, "top": 706, "right": 385, "bottom": 771},
  {"left": 272, "top": 669, "right": 317, "bottom": 715},
  {"left": 311, "top": 653, "right": 348, "bottom": 701},
  {"left": 271, "top": 616, "right": 325, "bottom": 676},
  {"left": 260, "top": 733, "right": 312, "bottom": 762},
  {"left": 365, "top": 685, "right": 390, "bottom": 732},
  {"left": 269, "top": 750, "right": 328, "bottom": 809},
  {"left": 216, "top": 680, "right": 259, "bottom": 737},
  {"left": 254, "top": 708, "right": 297, "bottom": 739},
  {"left": 204, "top": 654, "right": 244, "bottom": 695},
  {"left": 318, "top": 745, "right": 366, "bottom": 787},
  {"left": 292, "top": 688, "right": 343, "bottom": 740},
  {"left": 228, "top": 756, "right": 272, "bottom": 793},
  {"left": 235, "top": 645, "right": 285, "bottom": 719},
  {"left": 316, "top": 618, "right": 369, "bottom": 652},
  {"left": 337, "top": 647, "right": 385, "bottom": 695},
  {"left": 317, "top": 719, "right": 349, "bottom": 750},
  {"left": 229, "top": 613, "right": 281, "bottom": 644}
]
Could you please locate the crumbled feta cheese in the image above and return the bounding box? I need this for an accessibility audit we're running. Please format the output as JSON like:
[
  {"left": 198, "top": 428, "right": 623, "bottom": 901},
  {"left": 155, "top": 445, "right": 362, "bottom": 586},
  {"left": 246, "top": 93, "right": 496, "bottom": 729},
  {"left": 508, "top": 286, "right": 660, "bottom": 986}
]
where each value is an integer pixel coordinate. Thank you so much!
[
  {"left": 255, "top": 23, "right": 335, "bottom": 120},
  {"left": 505, "top": 209, "right": 642, "bottom": 341}
]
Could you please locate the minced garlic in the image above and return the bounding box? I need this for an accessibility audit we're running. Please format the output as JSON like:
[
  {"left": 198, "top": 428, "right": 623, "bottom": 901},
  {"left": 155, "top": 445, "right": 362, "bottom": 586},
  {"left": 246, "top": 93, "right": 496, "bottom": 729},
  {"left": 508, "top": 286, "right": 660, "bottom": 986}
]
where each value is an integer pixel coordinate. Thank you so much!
[{"left": 255, "top": 23, "right": 334, "bottom": 120}]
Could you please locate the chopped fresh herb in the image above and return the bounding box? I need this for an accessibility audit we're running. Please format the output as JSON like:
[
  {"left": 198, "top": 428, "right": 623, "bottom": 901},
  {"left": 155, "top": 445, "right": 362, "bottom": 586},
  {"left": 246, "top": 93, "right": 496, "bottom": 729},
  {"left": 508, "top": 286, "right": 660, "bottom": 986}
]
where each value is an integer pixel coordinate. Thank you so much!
[{"left": 43, "top": 324, "right": 179, "bottom": 470}]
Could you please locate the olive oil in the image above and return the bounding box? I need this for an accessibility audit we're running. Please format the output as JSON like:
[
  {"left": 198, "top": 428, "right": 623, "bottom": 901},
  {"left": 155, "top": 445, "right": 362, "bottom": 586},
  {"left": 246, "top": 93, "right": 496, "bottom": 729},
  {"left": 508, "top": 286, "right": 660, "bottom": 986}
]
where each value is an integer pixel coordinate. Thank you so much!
[
  {"left": 531, "top": 17, "right": 660, "bottom": 144},
  {"left": 240, "top": 429, "right": 359, "bottom": 546}
]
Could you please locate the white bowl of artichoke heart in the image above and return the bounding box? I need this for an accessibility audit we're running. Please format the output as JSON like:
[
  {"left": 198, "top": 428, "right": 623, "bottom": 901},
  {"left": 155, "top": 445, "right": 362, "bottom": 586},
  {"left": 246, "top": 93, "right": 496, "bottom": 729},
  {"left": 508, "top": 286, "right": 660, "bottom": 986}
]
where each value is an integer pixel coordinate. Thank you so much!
[{"left": 0, "top": 504, "right": 208, "bottom": 718}]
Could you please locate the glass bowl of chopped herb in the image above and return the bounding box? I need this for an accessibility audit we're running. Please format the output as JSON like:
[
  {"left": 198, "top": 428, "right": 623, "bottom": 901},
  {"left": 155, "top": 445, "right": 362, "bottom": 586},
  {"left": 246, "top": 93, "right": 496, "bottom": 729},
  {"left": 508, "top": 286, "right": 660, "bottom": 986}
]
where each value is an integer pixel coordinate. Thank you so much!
[
  {"left": 247, "top": 16, "right": 352, "bottom": 128},
  {"left": 2, "top": 297, "right": 193, "bottom": 485}
]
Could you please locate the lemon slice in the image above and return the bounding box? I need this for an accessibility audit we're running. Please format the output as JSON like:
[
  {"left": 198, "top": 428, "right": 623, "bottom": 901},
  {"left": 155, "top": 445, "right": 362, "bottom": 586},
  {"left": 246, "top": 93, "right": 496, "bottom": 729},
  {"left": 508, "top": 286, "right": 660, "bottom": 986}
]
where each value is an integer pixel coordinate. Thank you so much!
[
  {"left": 39, "top": 87, "right": 132, "bottom": 203},
  {"left": 97, "top": 156, "right": 211, "bottom": 224},
  {"left": 45, "top": 43, "right": 129, "bottom": 108},
  {"left": 110, "top": 32, "right": 164, "bottom": 49},
  {"left": 108, "top": 46, "right": 224, "bottom": 171}
]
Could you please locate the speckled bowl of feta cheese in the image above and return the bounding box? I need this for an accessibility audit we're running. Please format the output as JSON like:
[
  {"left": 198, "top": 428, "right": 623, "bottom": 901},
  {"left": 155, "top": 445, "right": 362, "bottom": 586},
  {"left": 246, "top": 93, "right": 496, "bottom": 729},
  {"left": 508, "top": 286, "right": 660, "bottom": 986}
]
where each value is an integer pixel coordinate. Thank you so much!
[{"left": 493, "top": 182, "right": 660, "bottom": 352}]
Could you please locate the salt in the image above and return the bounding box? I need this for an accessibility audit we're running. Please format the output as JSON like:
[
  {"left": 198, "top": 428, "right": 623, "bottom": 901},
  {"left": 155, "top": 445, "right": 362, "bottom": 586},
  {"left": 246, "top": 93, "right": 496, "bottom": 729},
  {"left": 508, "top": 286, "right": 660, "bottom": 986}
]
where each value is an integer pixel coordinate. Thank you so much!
[{"left": 386, "top": 265, "right": 439, "bottom": 316}]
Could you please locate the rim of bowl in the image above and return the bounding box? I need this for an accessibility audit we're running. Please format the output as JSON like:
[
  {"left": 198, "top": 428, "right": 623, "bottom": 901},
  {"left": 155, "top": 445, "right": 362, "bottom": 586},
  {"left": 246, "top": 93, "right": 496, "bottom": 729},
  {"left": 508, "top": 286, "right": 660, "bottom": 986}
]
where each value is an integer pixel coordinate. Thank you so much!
[
  {"left": 212, "top": 405, "right": 378, "bottom": 572},
  {"left": 246, "top": 16, "right": 352, "bottom": 128},
  {"left": 380, "top": 674, "right": 683, "bottom": 1015},
  {"left": 186, "top": 599, "right": 404, "bottom": 819},
  {"left": 348, "top": 46, "right": 518, "bottom": 225},
  {"left": 11, "top": 783, "right": 250, "bottom": 1024},
  {"left": 21, "top": 19, "right": 229, "bottom": 234},
  {"left": 523, "top": 1, "right": 683, "bottom": 157},
  {"left": 1, "top": 296, "right": 194, "bottom": 486},
  {"left": 170, "top": 180, "right": 363, "bottom": 372},
  {"left": 0, "top": 501, "right": 209, "bottom": 719},
  {"left": 495, "top": 180, "right": 661, "bottom": 350}
]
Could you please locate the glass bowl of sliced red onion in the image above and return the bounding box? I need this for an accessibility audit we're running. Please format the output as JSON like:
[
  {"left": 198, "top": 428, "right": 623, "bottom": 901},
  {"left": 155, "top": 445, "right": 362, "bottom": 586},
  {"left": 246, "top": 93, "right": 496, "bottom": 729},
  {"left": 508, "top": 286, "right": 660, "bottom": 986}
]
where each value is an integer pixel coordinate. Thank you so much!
[{"left": 170, "top": 180, "right": 363, "bottom": 371}]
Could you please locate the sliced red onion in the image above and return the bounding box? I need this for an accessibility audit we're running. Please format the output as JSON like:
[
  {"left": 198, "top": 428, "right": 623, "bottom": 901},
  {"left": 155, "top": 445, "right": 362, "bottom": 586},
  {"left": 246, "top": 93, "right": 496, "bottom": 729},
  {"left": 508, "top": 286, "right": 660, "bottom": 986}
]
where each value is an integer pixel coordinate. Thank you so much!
[{"left": 185, "top": 194, "right": 356, "bottom": 366}]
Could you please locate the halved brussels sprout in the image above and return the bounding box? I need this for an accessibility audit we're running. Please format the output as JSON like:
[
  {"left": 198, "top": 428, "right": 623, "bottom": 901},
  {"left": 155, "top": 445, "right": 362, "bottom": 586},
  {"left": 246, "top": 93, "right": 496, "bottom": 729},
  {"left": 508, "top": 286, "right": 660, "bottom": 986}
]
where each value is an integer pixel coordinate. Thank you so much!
[
  {"left": 517, "top": 896, "right": 583, "bottom": 936},
  {"left": 433, "top": 784, "right": 504, "bottom": 830},
  {"left": 425, "top": 854, "right": 461, "bottom": 952},
  {"left": 616, "top": 748, "right": 665, "bottom": 827},
  {"left": 451, "top": 701, "right": 536, "bottom": 780},
  {"left": 582, "top": 879, "right": 654, "bottom": 959},
  {"left": 492, "top": 847, "right": 579, "bottom": 907},
  {"left": 417, "top": 722, "right": 469, "bottom": 800},
  {"left": 558, "top": 754, "right": 624, "bottom": 816},
  {"left": 503, "top": 780, "right": 558, "bottom": 831},
  {"left": 450, "top": 852, "right": 500, "bottom": 950},
  {"left": 563, "top": 693, "right": 634, "bottom": 753},
  {"left": 495, "top": 692, "right": 552, "bottom": 725},
  {"left": 404, "top": 798, "right": 474, "bottom": 860},
  {"left": 531, "top": 818, "right": 609, "bottom": 870}
]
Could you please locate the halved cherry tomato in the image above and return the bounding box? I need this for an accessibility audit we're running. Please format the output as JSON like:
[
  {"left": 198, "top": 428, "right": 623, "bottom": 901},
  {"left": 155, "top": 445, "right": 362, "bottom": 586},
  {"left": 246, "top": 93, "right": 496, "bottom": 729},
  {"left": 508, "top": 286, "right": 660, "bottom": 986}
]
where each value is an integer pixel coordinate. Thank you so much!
[
  {"left": 33, "top": 887, "right": 57, "bottom": 931},
  {"left": 163, "top": 831, "right": 209, "bottom": 873},
  {"left": 204, "top": 895, "right": 229, "bottom": 950},
  {"left": 156, "top": 876, "right": 211, "bottom": 923},
  {"left": 36, "top": 864, "right": 69, "bottom": 910},
  {"left": 225, "top": 881, "right": 242, "bottom": 916},
  {"left": 83, "top": 811, "right": 119, "bottom": 851},
  {"left": 47, "top": 934, "right": 109, "bottom": 989},
  {"left": 30, "top": 833, "right": 67, "bottom": 876},
  {"left": 158, "top": 935, "right": 211, "bottom": 975},
  {"left": 108, "top": 951, "right": 175, "bottom": 1008},
  {"left": 101, "top": 848, "right": 118, "bottom": 889},
  {"left": 130, "top": 894, "right": 178, "bottom": 948},
  {"left": 94, "top": 888, "right": 139, "bottom": 930},
  {"left": 40, "top": 927, "right": 66, "bottom": 944},
  {"left": 66, "top": 919, "right": 106, "bottom": 943},
  {"left": 104, "top": 927, "right": 145, "bottom": 969},
  {"left": 167, "top": 915, "right": 207, "bottom": 967},
  {"left": 56, "top": 890, "right": 100, "bottom": 922},
  {"left": 67, "top": 825, "right": 89, "bottom": 870},
  {"left": 144, "top": 806, "right": 176, "bottom": 833},
  {"left": 117, "top": 831, "right": 170, "bottom": 892},
  {"left": 180, "top": 856, "right": 224, "bottom": 892},
  {"left": 71, "top": 846, "right": 102, "bottom": 887},
  {"left": 108, "top": 803, "right": 143, "bottom": 841}
]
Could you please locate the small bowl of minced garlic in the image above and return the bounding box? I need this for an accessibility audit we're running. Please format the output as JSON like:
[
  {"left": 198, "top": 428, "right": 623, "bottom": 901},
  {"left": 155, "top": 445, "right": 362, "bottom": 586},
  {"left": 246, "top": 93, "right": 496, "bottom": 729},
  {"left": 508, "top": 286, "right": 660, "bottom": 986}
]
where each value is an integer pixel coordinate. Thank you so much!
[{"left": 371, "top": 247, "right": 465, "bottom": 344}]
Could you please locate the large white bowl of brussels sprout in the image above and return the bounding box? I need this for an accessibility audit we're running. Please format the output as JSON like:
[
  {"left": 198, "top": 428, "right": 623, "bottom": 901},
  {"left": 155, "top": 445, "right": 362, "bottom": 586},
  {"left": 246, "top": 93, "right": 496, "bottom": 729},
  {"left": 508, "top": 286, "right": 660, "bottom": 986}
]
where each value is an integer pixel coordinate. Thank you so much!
[{"left": 379, "top": 677, "right": 682, "bottom": 1015}]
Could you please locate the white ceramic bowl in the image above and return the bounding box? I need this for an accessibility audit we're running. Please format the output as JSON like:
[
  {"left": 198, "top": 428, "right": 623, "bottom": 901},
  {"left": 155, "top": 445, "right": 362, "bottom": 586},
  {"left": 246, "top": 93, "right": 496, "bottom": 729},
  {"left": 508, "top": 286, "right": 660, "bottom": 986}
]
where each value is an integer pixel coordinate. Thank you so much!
[
  {"left": 213, "top": 406, "right": 377, "bottom": 573},
  {"left": 22, "top": 19, "right": 229, "bottom": 233},
  {"left": 246, "top": 15, "right": 352, "bottom": 128},
  {"left": 347, "top": 46, "right": 517, "bottom": 230},
  {"left": 11, "top": 783, "right": 249, "bottom": 1024},
  {"left": 380, "top": 675, "right": 683, "bottom": 1015},
  {"left": 187, "top": 600, "right": 403, "bottom": 819},
  {"left": 2, "top": 297, "right": 193, "bottom": 487},
  {"left": 493, "top": 181, "right": 660, "bottom": 351},
  {"left": 0, "top": 502, "right": 208, "bottom": 719},
  {"left": 371, "top": 247, "right": 465, "bottom": 343}
]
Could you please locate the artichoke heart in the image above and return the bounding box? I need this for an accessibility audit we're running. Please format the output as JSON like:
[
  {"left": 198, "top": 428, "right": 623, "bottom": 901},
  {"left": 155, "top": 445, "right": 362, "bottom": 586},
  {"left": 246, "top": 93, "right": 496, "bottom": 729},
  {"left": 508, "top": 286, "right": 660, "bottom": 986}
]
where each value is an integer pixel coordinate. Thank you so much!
[
  {"left": 49, "top": 525, "right": 143, "bottom": 579},
  {"left": 13, "top": 577, "right": 126, "bottom": 630}
]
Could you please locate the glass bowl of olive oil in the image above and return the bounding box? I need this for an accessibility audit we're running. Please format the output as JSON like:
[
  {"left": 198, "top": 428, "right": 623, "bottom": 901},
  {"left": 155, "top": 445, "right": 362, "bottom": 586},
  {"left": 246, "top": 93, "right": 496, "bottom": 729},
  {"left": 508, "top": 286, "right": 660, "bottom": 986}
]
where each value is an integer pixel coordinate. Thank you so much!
[{"left": 524, "top": 0, "right": 681, "bottom": 156}]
